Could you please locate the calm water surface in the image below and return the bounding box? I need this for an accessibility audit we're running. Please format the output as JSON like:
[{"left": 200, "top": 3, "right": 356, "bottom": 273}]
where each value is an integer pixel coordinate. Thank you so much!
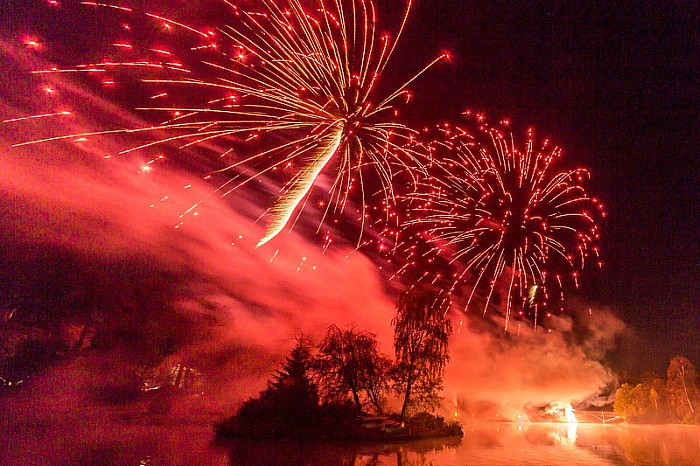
[
  {"left": 5, "top": 419, "right": 700, "bottom": 465},
  {"left": 223, "top": 423, "right": 700, "bottom": 466}
]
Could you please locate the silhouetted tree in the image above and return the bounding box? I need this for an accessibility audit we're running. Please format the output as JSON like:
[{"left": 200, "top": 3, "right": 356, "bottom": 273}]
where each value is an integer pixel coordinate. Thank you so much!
[
  {"left": 217, "top": 336, "right": 319, "bottom": 437},
  {"left": 313, "top": 325, "right": 391, "bottom": 413},
  {"left": 266, "top": 336, "right": 319, "bottom": 426},
  {"left": 362, "top": 353, "right": 392, "bottom": 413},
  {"left": 392, "top": 286, "right": 452, "bottom": 419},
  {"left": 666, "top": 356, "right": 700, "bottom": 423}
]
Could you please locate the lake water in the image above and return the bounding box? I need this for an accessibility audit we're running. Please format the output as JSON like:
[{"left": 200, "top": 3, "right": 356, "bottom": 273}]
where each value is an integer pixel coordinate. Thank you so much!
[
  {"left": 5, "top": 418, "right": 700, "bottom": 465},
  {"left": 222, "top": 423, "right": 700, "bottom": 465}
]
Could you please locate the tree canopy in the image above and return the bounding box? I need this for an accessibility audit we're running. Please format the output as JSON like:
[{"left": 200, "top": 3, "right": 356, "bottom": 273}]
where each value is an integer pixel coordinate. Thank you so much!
[
  {"left": 392, "top": 286, "right": 452, "bottom": 419},
  {"left": 216, "top": 333, "right": 463, "bottom": 440},
  {"left": 666, "top": 356, "right": 700, "bottom": 423},
  {"left": 313, "top": 325, "right": 391, "bottom": 413},
  {"left": 218, "top": 337, "right": 320, "bottom": 437},
  {"left": 613, "top": 356, "right": 700, "bottom": 424},
  {"left": 614, "top": 383, "right": 652, "bottom": 422}
]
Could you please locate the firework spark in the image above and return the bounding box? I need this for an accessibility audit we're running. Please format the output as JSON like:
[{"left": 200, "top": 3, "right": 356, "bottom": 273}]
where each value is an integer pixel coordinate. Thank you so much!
[
  {"left": 15, "top": 0, "right": 445, "bottom": 247},
  {"left": 401, "top": 118, "right": 604, "bottom": 330}
]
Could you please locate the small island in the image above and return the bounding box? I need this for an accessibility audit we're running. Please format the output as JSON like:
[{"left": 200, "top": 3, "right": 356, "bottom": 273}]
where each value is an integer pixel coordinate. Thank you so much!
[{"left": 215, "top": 287, "right": 463, "bottom": 441}]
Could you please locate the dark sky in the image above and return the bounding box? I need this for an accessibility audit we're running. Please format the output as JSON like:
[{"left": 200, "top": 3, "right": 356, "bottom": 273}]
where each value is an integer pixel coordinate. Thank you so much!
[
  {"left": 397, "top": 0, "right": 699, "bottom": 373},
  {"left": 2, "top": 0, "right": 698, "bottom": 376}
]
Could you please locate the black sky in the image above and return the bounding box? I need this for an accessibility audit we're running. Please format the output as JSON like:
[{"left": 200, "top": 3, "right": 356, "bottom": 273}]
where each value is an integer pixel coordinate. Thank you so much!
[{"left": 399, "top": 0, "right": 699, "bottom": 372}]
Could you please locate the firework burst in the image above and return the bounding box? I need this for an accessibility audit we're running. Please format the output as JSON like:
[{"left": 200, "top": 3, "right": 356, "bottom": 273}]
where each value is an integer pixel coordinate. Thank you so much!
[
  {"left": 401, "top": 117, "right": 604, "bottom": 330},
  {"left": 14, "top": 0, "right": 446, "bottom": 247}
]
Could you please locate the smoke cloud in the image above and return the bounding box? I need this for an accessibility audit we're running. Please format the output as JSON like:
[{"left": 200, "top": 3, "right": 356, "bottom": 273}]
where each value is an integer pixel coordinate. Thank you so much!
[
  {"left": 1, "top": 121, "right": 624, "bottom": 419},
  {"left": 444, "top": 304, "right": 624, "bottom": 421},
  {"left": 1, "top": 41, "right": 623, "bottom": 432}
]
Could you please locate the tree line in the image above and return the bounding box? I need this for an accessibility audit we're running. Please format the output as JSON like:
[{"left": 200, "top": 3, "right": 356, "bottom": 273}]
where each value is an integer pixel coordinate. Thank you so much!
[
  {"left": 614, "top": 356, "right": 700, "bottom": 424},
  {"left": 215, "top": 285, "right": 460, "bottom": 439}
]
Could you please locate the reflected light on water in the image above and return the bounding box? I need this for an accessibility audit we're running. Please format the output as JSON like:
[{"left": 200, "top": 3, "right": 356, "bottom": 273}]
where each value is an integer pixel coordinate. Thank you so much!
[
  {"left": 565, "top": 403, "right": 579, "bottom": 445},
  {"left": 3, "top": 413, "right": 700, "bottom": 464}
]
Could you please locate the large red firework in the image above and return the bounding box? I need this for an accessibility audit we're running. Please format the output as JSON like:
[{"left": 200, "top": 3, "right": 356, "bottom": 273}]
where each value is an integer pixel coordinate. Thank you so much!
[{"left": 399, "top": 116, "right": 605, "bottom": 330}]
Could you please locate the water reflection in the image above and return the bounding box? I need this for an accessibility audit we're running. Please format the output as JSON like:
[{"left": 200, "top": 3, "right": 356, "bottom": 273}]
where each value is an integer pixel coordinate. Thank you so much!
[
  {"left": 224, "top": 424, "right": 700, "bottom": 466},
  {"left": 591, "top": 424, "right": 700, "bottom": 465},
  {"left": 3, "top": 416, "right": 700, "bottom": 465},
  {"left": 226, "top": 437, "right": 462, "bottom": 466}
]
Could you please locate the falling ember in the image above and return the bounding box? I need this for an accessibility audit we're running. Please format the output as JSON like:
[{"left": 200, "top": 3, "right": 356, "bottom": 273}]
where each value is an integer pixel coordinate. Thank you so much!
[
  {"left": 296, "top": 256, "right": 307, "bottom": 273},
  {"left": 527, "top": 285, "right": 538, "bottom": 305},
  {"left": 3, "top": 111, "right": 71, "bottom": 124}
]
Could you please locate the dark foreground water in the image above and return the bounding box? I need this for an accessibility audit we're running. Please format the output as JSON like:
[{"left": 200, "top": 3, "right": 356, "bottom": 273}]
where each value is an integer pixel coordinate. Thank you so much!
[{"left": 4, "top": 418, "right": 700, "bottom": 465}]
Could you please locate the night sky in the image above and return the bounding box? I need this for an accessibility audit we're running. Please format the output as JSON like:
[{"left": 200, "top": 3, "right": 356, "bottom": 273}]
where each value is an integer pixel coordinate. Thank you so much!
[
  {"left": 400, "top": 0, "right": 699, "bottom": 373},
  {"left": 1, "top": 0, "right": 698, "bottom": 379}
]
